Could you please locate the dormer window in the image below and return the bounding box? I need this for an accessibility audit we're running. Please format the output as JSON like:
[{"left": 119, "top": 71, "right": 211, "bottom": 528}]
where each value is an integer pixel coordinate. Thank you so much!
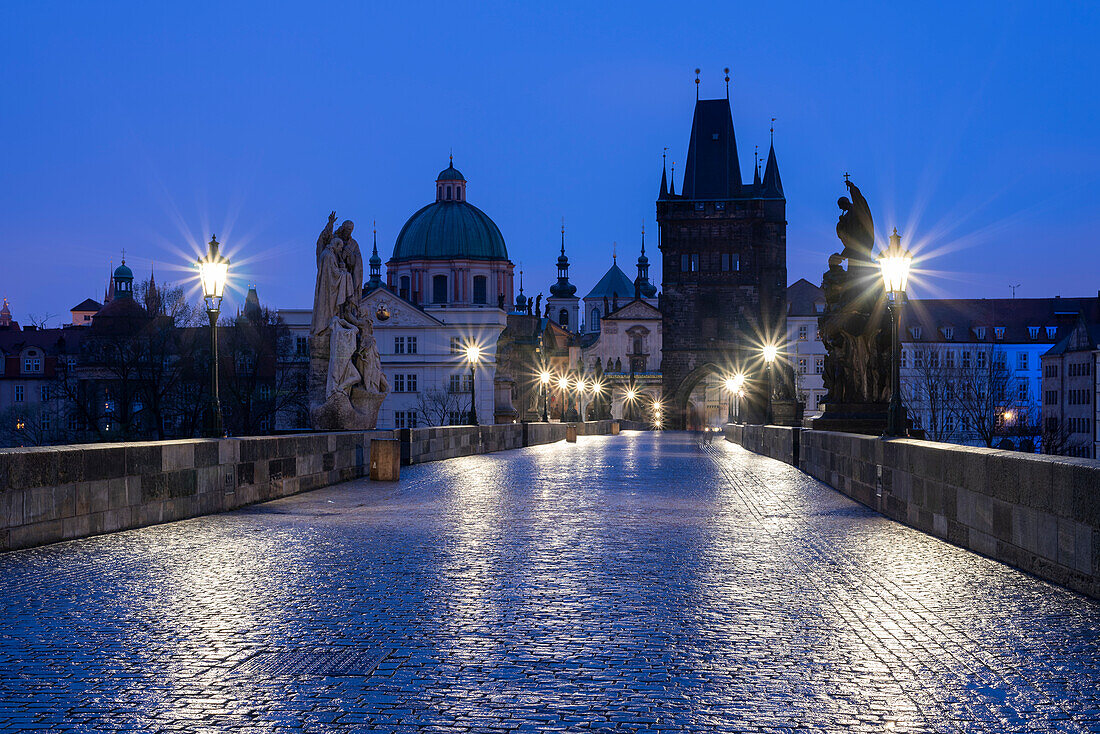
[
  {"left": 1046, "top": 326, "right": 1057, "bottom": 339},
  {"left": 994, "top": 326, "right": 1005, "bottom": 340},
  {"left": 1028, "top": 326, "right": 1039, "bottom": 339},
  {"left": 943, "top": 327, "right": 954, "bottom": 340},
  {"left": 911, "top": 326, "right": 922, "bottom": 340},
  {"left": 975, "top": 326, "right": 986, "bottom": 340},
  {"left": 22, "top": 350, "right": 42, "bottom": 374}
]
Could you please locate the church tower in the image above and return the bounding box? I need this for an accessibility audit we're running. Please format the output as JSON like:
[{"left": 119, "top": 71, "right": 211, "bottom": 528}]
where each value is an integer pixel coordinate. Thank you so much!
[
  {"left": 546, "top": 222, "right": 579, "bottom": 332},
  {"left": 657, "top": 82, "right": 787, "bottom": 427}
]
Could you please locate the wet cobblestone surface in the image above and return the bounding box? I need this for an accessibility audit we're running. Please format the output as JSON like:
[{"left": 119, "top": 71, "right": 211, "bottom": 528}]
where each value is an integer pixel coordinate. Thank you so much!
[{"left": 2, "top": 431, "right": 1100, "bottom": 732}]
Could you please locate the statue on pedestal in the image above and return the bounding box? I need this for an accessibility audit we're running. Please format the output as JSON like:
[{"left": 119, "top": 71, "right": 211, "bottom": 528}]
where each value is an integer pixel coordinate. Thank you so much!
[
  {"left": 815, "top": 179, "right": 892, "bottom": 433},
  {"left": 309, "top": 212, "right": 388, "bottom": 430}
]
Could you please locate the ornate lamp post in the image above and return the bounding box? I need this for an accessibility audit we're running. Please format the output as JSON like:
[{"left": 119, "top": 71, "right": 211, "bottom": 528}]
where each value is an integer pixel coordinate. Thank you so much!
[
  {"left": 198, "top": 235, "right": 229, "bottom": 437},
  {"left": 878, "top": 228, "right": 913, "bottom": 437},
  {"left": 624, "top": 385, "right": 638, "bottom": 423},
  {"left": 557, "top": 375, "right": 569, "bottom": 422},
  {"left": 539, "top": 370, "right": 551, "bottom": 422},
  {"left": 465, "top": 344, "right": 482, "bottom": 425},
  {"left": 762, "top": 345, "right": 778, "bottom": 425},
  {"left": 724, "top": 373, "right": 745, "bottom": 423}
]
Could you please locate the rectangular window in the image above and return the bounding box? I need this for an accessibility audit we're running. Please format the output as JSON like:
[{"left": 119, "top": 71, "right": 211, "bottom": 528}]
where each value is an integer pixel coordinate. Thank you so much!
[
  {"left": 797, "top": 357, "right": 807, "bottom": 375},
  {"left": 407, "top": 373, "right": 417, "bottom": 392},
  {"left": 913, "top": 351, "right": 923, "bottom": 369},
  {"left": 393, "top": 374, "right": 405, "bottom": 392},
  {"left": 40, "top": 385, "right": 49, "bottom": 401},
  {"left": 41, "top": 413, "right": 50, "bottom": 431},
  {"left": 473, "top": 276, "right": 487, "bottom": 304},
  {"left": 394, "top": 411, "right": 417, "bottom": 429},
  {"left": 296, "top": 336, "right": 308, "bottom": 357},
  {"left": 23, "top": 356, "right": 41, "bottom": 373},
  {"left": 449, "top": 374, "right": 464, "bottom": 393},
  {"left": 259, "top": 384, "right": 272, "bottom": 400},
  {"left": 945, "top": 350, "right": 955, "bottom": 368},
  {"left": 450, "top": 337, "right": 463, "bottom": 354},
  {"left": 1017, "top": 382, "right": 1028, "bottom": 401},
  {"left": 815, "top": 356, "right": 824, "bottom": 374},
  {"left": 720, "top": 253, "right": 739, "bottom": 272},
  {"left": 994, "top": 351, "right": 1007, "bottom": 369},
  {"left": 962, "top": 351, "right": 971, "bottom": 369},
  {"left": 929, "top": 351, "right": 939, "bottom": 368},
  {"left": 681, "top": 254, "right": 699, "bottom": 273},
  {"left": 394, "top": 336, "right": 405, "bottom": 354},
  {"left": 797, "top": 326, "right": 807, "bottom": 341},
  {"left": 1017, "top": 352, "right": 1028, "bottom": 370},
  {"left": 14, "top": 385, "right": 23, "bottom": 403},
  {"left": 408, "top": 337, "right": 417, "bottom": 354},
  {"left": 977, "top": 351, "right": 987, "bottom": 370},
  {"left": 900, "top": 350, "right": 907, "bottom": 369},
  {"left": 69, "top": 414, "right": 81, "bottom": 431}
]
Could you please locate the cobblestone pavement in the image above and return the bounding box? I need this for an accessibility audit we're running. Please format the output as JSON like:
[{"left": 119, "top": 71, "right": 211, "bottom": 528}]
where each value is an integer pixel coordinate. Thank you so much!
[{"left": 2, "top": 432, "right": 1100, "bottom": 732}]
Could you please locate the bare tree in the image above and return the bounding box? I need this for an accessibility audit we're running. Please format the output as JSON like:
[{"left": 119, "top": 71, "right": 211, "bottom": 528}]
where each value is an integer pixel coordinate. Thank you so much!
[
  {"left": 903, "top": 345, "right": 959, "bottom": 442},
  {"left": 955, "top": 346, "right": 1017, "bottom": 448},
  {"left": 26, "top": 312, "right": 58, "bottom": 329},
  {"left": 414, "top": 388, "right": 466, "bottom": 427},
  {"left": 220, "top": 308, "right": 307, "bottom": 436}
]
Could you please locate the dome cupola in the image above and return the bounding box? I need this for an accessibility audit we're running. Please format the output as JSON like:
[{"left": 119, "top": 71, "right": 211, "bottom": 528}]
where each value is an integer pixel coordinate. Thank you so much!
[{"left": 391, "top": 158, "right": 509, "bottom": 262}]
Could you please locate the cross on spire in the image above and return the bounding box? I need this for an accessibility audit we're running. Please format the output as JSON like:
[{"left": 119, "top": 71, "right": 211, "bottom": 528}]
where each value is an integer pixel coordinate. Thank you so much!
[
  {"left": 120, "top": 247, "right": 126, "bottom": 263},
  {"left": 844, "top": 171, "right": 850, "bottom": 183}
]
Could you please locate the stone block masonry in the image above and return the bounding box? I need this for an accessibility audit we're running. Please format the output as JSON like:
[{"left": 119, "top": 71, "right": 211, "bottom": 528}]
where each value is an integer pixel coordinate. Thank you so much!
[
  {"left": 0, "top": 420, "right": 624, "bottom": 551},
  {"left": 725, "top": 424, "right": 1100, "bottom": 599}
]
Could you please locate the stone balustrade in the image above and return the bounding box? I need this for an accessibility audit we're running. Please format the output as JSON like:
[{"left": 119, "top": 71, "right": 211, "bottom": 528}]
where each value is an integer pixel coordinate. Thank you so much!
[
  {"left": 0, "top": 420, "right": 625, "bottom": 552},
  {"left": 725, "top": 423, "right": 1100, "bottom": 598}
]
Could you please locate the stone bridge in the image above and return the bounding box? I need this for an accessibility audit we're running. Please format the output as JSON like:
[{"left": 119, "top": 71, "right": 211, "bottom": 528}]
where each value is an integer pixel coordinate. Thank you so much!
[{"left": 1, "top": 430, "right": 1099, "bottom": 731}]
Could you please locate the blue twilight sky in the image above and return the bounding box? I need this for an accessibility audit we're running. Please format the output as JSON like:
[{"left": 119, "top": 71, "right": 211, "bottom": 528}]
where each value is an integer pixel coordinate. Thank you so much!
[{"left": 2, "top": 1, "right": 1099, "bottom": 323}]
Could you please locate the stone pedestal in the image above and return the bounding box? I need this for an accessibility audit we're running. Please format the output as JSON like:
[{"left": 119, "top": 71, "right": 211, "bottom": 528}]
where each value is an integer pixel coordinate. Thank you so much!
[
  {"left": 771, "top": 400, "right": 804, "bottom": 427},
  {"left": 812, "top": 402, "right": 888, "bottom": 435},
  {"left": 369, "top": 439, "right": 400, "bottom": 481}
]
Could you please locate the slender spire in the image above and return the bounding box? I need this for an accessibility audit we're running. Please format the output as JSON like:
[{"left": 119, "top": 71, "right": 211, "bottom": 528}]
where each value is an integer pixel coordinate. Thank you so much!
[
  {"left": 641, "top": 222, "right": 646, "bottom": 256},
  {"left": 763, "top": 134, "right": 784, "bottom": 198},
  {"left": 753, "top": 145, "right": 761, "bottom": 187},
  {"left": 612, "top": 242, "right": 617, "bottom": 264},
  {"left": 659, "top": 148, "right": 669, "bottom": 200},
  {"left": 366, "top": 219, "right": 383, "bottom": 291},
  {"left": 669, "top": 162, "right": 675, "bottom": 196},
  {"left": 560, "top": 217, "right": 566, "bottom": 256}
]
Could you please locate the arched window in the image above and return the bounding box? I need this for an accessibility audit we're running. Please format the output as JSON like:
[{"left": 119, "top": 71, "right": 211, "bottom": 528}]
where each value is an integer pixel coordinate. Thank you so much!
[
  {"left": 437, "top": 185, "right": 442, "bottom": 199},
  {"left": 399, "top": 276, "right": 410, "bottom": 300},
  {"left": 446, "top": 185, "right": 452, "bottom": 201},
  {"left": 633, "top": 335, "right": 644, "bottom": 354},
  {"left": 472, "top": 275, "right": 487, "bottom": 304},
  {"left": 432, "top": 274, "right": 449, "bottom": 304},
  {"left": 591, "top": 307, "right": 600, "bottom": 331},
  {"left": 558, "top": 309, "right": 569, "bottom": 327}
]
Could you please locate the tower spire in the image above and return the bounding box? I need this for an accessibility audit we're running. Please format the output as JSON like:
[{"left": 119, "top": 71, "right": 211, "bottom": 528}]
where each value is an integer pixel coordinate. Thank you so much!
[
  {"left": 669, "top": 162, "right": 675, "bottom": 196},
  {"left": 763, "top": 130, "right": 784, "bottom": 198},
  {"left": 659, "top": 148, "right": 669, "bottom": 199}
]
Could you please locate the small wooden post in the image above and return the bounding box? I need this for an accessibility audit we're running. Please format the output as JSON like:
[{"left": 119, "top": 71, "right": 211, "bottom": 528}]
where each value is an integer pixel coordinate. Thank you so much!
[
  {"left": 566, "top": 425, "right": 578, "bottom": 443},
  {"left": 611, "top": 421, "right": 620, "bottom": 435},
  {"left": 370, "top": 439, "right": 400, "bottom": 481}
]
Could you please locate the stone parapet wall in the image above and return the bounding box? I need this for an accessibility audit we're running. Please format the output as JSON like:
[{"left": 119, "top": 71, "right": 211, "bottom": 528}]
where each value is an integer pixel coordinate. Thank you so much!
[
  {"left": 724, "top": 423, "right": 800, "bottom": 466},
  {"left": 0, "top": 431, "right": 394, "bottom": 552},
  {"left": 726, "top": 425, "right": 1100, "bottom": 599},
  {"left": 1, "top": 420, "right": 626, "bottom": 552}
]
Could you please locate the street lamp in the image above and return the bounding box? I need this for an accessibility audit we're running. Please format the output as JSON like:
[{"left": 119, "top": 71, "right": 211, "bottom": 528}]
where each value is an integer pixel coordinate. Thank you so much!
[
  {"left": 539, "top": 370, "right": 551, "bottom": 422},
  {"left": 198, "top": 234, "right": 229, "bottom": 437},
  {"left": 878, "top": 227, "right": 913, "bottom": 437},
  {"left": 724, "top": 373, "right": 745, "bottom": 423},
  {"left": 465, "top": 344, "right": 482, "bottom": 425},
  {"left": 762, "top": 345, "right": 778, "bottom": 425}
]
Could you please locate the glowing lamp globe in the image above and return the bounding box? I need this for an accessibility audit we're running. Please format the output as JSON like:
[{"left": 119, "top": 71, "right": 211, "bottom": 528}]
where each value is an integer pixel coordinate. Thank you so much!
[
  {"left": 878, "top": 228, "right": 913, "bottom": 297},
  {"left": 762, "top": 345, "right": 778, "bottom": 364},
  {"left": 198, "top": 235, "right": 230, "bottom": 308}
]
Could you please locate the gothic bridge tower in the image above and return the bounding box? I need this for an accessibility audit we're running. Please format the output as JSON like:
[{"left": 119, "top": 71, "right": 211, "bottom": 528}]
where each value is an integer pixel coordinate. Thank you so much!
[{"left": 657, "top": 83, "right": 786, "bottom": 428}]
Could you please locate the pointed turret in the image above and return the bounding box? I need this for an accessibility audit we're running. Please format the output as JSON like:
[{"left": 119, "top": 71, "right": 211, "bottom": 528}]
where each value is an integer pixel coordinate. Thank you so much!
[
  {"left": 365, "top": 223, "right": 383, "bottom": 292},
  {"left": 0, "top": 298, "right": 11, "bottom": 328},
  {"left": 752, "top": 147, "right": 761, "bottom": 189},
  {"left": 243, "top": 285, "right": 262, "bottom": 321},
  {"left": 513, "top": 270, "right": 528, "bottom": 313},
  {"left": 635, "top": 226, "right": 658, "bottom": 299},
  {"left": 680, "top": 98, "right": 741, "bottom": 199},
  {"left": 549, "top": 222, "right": 577, "bottom": 298},
  {"left": 762, "top": 141, "right": 783, "bottom": 198},
  {"left": 104, "top": 262, "right": 116, "bottom": 303},
  {"left": 659, "top": 162, "right": 668, "bottom": 200},
  {"left": 668, "top": 162, "right": 675, "bottom": 196}
]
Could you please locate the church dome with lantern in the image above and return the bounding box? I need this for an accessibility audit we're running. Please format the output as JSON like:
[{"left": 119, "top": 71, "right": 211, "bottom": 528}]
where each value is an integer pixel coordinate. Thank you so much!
[
  {"left": 385, "top": 159, "right": 514, "bottom": 308},
  {"left": 391, "top": 161, "right": 509, "bottom": 263}
]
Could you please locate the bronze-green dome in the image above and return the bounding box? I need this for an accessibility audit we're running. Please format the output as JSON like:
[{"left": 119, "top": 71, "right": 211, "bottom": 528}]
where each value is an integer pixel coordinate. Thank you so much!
[{"left": 391, "top": 201, "right": 508, "bottom": 262}]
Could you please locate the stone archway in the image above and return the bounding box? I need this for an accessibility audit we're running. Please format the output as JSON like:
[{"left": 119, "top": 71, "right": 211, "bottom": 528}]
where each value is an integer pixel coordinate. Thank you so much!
[{"left": 668, "top": 361, "right": 766, "bottom": 429}]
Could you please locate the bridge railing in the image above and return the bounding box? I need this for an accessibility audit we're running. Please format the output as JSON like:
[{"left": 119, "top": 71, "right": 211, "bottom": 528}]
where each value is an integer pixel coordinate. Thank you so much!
[{"left": 725, "top": 423, "right": 1100, "bottom": 599}]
